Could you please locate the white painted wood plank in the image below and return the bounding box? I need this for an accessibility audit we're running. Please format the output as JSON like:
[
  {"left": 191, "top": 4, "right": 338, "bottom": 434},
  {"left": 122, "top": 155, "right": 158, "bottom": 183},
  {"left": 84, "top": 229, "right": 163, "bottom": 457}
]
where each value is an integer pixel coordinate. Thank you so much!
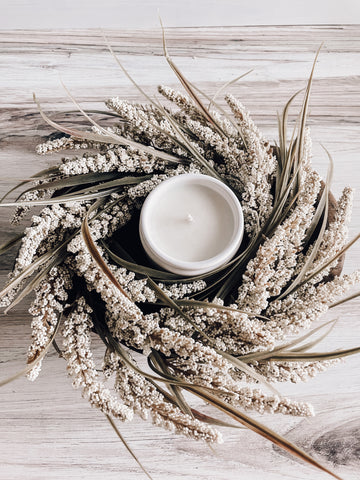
[
  {"left": 0, "top": 26, "right": 360, "bottom": 480},
  {"left": 1, "top": 0, "right": 360, "bottom": 29}
]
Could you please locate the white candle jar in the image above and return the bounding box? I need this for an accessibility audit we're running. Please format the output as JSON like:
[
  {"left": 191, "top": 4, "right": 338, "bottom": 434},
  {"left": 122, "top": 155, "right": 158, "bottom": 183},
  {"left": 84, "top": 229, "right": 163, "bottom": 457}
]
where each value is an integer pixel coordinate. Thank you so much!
[{"left": 139, "top": 173, "right": 244, "bottom": 276}]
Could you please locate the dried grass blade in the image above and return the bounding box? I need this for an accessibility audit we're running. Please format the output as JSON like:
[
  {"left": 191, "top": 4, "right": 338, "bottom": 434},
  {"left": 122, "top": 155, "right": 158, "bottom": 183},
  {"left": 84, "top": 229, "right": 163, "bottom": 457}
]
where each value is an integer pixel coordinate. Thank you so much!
[
  {"left": 1, "top": 180, "right": 34, "bottom": 203},
  {"left": 106, "top": 231, "right": 230, "bottom": 292},
  {"left": 33, "top": 93, "right": 183, "bottom": 164},
  {"left": 275, "top": 91, "right": 303, "bottom": 203},
  {"left": 150, "top": 349, "right": 193, "bottom": 417},
  {"left": 102, "top": 241, "right": 181, "bottom": 281},
  {"left": 0, "top": 314, "right": 62, "bottom": 387},
  {"left": 0, "top": 195, "right": 125, "bottom": 304},
  {"left": 160, "top": 18, "right": 225, "bottom": 137},
  {"left": 17, "top": 171, "right": 120, "bottom": 197},
  {"left": 0, "top": 234, "right": 24, "bottom": 256},
  {"left": 289, "top": 320, "right": 338, "bottom": 353},
  {"left": 303, "top": 142, "right": 333, "bottom": 246},
  {"left": 147, "top": 350, "right": 216, "bottom": 393},
  {"left": 277, "top": 150, "right": 333, "bottom": 300},
  {"left": 190, "top": 81, "right": 247, "bottom": 147},
  {"left": 64, "top": 175, "right": 151, "bottom": 197},
  {"left": 103, "top": 34, "right": 155, "bottom": 106},
  {"left": 81, "top": 200, "right": 131, "bottom": 301},
  {"left": 208, "top": 70, "right": 253, "bottom": 111},
  {"left": 191, "top": 409, "right": 245, "bottom": 429},
  {"left": 218, "top": 351, "right": 280, "bottom": 395},
  {"left": 276, "top": 113, "right": 282, "bottom": 176},
  {"left": 90, "top": 308, "right": 180, "bottom": 387},
  {"left": 34, "top": 93, "right": 119, "bottom": 142},
  {"left": 103, "top": 37, "right": 199, "bottom": 156},
  {"left": 265, "top": 347, "right": 360, "bottom": 362},
  {"left": 280, "top": 96, "right": 296, "bottom": 147},
  {"left": 330, "top": 290, "right": 360, "bottom": 308},
  {"left": 60, "top": 81, "right": 187, "bottom": 165},
  {"left": 194, "top": 266, "right": 236, "bottom": 301},
  {"left": 273, "top": 188, "right": 301, "bottom": 229},
  {"left": 303, "top": 185, "right": 327, "bottom": 248},
  {"left": 0, "top": 188, "right": 119, "bottom": 208},
  {"left": 154, "top": 100, "right": 223, "bottom": 181},
  {"left": 215, "top": 158, "right": 304, "bottom": 300},
  {"left": 32, "top": 165, "right": 61, "bottom": 178},
  {"left": 185, "top": 386, "right": 343, "bottom": 480},
  {"left": 292, "top": 232, "right": 360, "bottom": 295},
  {"left": 106, "top": 415, "right": 154, "bottom": 480},
  {"left": 100, "top": 323, "right": 220, "bottom": 392},
  {"left": 4, "top": 247, "right": 66, "bottom": 313},
  {"left": 106, "top": 235, "right": 234, "bottom": 293},
  {"left": 63, "top": 108, "right": 124, "bottom": 118},
  {"left": 146, "top": 277, "right": 214, "bottom": 343},
  {"left": 296, "top": 45, "right": 322, "bottom": 174},
  {"left": 0, "top": 247, "right": 60, "bottom": 300},
  {"left": 147, "top": 377, "right": 244, "bottom": 428},
  {"left": 104, "top": 238, "right": 230, "bottom": 285},
  {"left": 0, "top": 166, "right": 60, "bottom": 203},
  {"left": 174, "top": 299, "right": 270, "bottom": 321},
  {"left": 276, "top": 126, "right": 299, "bottom": 205},
  {"left": 269, "top": 157, "right": 303, "bottom": 228},
  {"left": 240, "top": 319, "right": 338, "bottom": 363}
]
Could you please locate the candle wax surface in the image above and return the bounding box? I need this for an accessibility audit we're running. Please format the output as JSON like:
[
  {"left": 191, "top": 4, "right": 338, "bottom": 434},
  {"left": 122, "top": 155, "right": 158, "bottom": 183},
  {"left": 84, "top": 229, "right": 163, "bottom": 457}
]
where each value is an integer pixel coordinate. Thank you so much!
[{"left": 148, "top": 183, "right": 235, "bottom": 262}]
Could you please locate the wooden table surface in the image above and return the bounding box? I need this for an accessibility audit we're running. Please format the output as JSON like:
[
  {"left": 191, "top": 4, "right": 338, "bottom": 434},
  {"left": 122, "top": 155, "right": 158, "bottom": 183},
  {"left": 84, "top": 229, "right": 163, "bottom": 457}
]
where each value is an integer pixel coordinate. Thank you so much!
[{"left": 1, "top": 25, "right": 360, "bottom": 480}]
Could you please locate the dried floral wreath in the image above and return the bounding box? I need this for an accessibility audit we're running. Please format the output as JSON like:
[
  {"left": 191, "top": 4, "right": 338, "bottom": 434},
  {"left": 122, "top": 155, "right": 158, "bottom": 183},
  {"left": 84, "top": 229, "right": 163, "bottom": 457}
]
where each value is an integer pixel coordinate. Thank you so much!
[{"left": 1, "top": 36, "right": 359, "bottom": 480}]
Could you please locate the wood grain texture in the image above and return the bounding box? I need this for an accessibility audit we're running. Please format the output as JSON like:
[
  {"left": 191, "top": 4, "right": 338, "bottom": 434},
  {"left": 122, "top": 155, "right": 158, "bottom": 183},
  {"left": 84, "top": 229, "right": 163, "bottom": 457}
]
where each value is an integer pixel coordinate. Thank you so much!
[{"left": 0, "top": 26, "right": 360, "bottom": 480}]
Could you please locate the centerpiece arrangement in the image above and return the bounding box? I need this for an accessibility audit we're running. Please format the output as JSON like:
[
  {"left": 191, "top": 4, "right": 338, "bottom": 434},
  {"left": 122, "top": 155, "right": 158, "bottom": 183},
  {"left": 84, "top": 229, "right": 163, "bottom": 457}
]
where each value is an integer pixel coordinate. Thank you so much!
[{"left": 1, "top": 33, "right": 359, "bottom": 480}]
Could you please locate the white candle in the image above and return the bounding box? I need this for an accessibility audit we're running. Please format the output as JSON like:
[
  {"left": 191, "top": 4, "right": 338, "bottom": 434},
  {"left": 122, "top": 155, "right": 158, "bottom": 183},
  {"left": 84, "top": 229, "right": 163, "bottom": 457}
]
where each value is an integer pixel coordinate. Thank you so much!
[{"left": 139, "top": 174, "right": 244, "bottom": 276}]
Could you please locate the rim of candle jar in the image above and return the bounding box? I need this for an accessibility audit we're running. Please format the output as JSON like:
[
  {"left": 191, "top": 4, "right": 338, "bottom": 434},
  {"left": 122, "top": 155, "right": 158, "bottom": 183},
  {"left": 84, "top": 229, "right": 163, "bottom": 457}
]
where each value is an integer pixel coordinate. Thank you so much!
[{"left": 139, "top": 174, "right": 244, "bottom": 276}]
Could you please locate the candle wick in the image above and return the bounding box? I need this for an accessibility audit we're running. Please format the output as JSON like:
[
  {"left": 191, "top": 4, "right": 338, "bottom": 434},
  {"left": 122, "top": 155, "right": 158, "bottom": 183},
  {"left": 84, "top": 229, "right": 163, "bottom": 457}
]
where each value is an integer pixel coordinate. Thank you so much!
[{"left": 186, "top": 213, "right": 194, "bottom": 223}]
